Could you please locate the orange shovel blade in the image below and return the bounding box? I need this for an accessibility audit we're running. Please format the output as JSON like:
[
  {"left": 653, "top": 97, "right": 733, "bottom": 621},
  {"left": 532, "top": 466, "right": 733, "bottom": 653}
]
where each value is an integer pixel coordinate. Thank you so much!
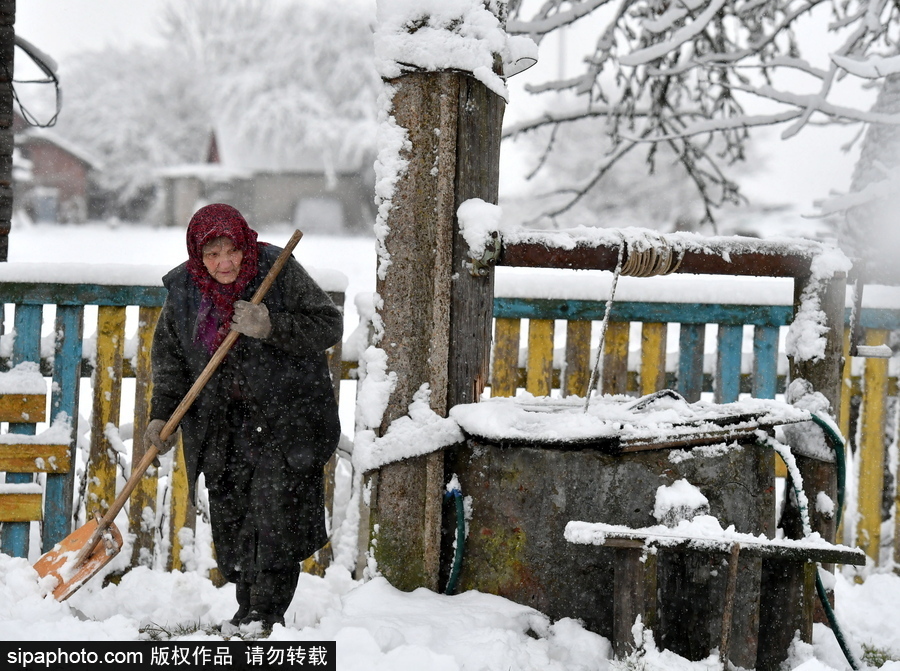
[{"left": 32, "top": 519, "right": 123, "bottom": 601}]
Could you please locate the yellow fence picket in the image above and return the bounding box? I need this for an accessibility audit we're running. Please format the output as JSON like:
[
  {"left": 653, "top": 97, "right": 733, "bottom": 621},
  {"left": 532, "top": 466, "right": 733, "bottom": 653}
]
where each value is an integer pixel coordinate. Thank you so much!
[
  {"left": 166, "top": 439, "right": 195, "bottom": 572},
  {"left": 856, "top": 328, "right": 889, "bottom": 563},
  {"left": 86, "top": 306, "right": 126, "bottom": 519},
  {"left": 0, "top": 493, "right": 43, "bottom": 522},
  {"left": 564, "top": 320, "right": 591, "bottom": 398},
  {"left": 526, "top": 319, "right": 554, "bottom": 396},
  {"left": 130, "top": 306, "right": 160, "bottom": 567},
  {"left": 491, "top": 318, "right": 520, "bottom": 397},
  {"left": 640, "top": 322, "right": 667, "bottom": 396},
  {"left": 602, "top": 321, "right": 630, "bottom": 395}
]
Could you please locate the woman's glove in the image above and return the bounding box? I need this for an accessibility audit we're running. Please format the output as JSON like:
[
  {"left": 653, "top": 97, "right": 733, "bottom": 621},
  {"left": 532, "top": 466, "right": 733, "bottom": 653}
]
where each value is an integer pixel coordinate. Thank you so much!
[
  {"left": 145, "top": 418, "right": 178, "bottom": 454},
  {"left": 232, "top": 300, "right": 272, "bottom": 339}
]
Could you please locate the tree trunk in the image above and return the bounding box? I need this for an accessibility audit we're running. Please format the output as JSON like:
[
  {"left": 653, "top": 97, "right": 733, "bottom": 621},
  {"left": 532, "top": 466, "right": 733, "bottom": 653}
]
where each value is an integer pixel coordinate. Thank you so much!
[{"left": 0, "top": 0, "right": 15, "bottom": 262}]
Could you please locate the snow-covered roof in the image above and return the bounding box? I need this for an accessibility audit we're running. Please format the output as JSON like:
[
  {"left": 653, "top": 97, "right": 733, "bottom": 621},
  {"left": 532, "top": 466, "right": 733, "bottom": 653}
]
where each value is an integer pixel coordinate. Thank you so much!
[
  {"left": 17, "top": 127, "right": 101, "bottom": 170},
  {"left": 155, "top": 163, "right": 254, "bottom": 181}
]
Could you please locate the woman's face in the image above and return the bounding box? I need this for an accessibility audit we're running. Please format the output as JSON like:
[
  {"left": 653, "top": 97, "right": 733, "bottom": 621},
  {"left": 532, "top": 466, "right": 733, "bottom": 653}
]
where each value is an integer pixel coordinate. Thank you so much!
[{"left": 202, "top": 236, "right": 243, "bottom": 284}]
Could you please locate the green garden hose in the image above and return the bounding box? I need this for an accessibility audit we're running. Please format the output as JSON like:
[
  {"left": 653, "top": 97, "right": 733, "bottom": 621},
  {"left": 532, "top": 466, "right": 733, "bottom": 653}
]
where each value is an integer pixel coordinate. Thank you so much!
[{"left": 795, "top": 413, "right": 860, "bottom": 670}]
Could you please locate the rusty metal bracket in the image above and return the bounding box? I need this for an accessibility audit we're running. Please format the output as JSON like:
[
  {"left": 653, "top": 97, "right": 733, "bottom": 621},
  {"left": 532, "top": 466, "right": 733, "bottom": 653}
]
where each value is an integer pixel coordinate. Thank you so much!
[{"left": 469, "top": 233, "right": 501, "bottom": 277}]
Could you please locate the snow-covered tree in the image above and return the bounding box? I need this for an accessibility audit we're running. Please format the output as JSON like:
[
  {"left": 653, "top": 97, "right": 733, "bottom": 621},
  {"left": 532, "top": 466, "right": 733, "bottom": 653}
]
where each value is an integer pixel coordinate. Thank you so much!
[
  {"left": 53, "top": 46, "right": 209, "bottom": 217},
  {"left": 50, "top": 0, "right": 379, "bottom": 219},
  {"left": 504, "top": 0, "right": 900, "bottom": 237}
]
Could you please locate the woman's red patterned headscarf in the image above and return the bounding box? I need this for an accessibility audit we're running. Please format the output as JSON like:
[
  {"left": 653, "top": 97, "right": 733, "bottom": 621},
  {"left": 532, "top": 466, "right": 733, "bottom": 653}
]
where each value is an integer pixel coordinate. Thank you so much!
[{"left": 186, "top": 204, "right": 261, "bottom": 352}]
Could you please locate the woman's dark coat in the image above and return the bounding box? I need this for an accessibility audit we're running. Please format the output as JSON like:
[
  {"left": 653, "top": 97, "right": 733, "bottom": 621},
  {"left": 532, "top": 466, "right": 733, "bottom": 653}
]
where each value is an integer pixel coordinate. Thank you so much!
[{"left": 150, "top": 244, "right": 343, "bottom": 507}]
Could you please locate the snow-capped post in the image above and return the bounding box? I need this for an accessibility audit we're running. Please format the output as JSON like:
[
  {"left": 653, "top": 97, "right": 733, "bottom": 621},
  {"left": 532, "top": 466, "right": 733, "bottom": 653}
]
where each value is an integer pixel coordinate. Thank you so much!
[
  {"left": 360, "top": 0, "right": 523, "bottom": 591},
  {"left": 0, "top": 0, "right": 13, "bottom": 261},
  {"left": 761, "top": 253, "right": 848, "bottom": 654}
]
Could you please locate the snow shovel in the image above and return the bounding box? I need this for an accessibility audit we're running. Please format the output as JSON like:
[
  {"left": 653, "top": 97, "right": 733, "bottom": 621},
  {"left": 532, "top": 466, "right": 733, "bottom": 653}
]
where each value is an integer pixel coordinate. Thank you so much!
[{"left": 33, "top": 229, "right": 304, "bottom": 601}]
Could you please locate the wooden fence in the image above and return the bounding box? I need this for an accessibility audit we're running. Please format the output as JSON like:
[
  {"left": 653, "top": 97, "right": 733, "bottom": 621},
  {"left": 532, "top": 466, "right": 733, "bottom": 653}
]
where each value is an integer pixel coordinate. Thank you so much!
[
  {"left": 490, "top": 294, "right": 900, "bottom": 565},
  {"left": 1, "top": 275, "right": 898, "bottom": 572},
  {"left": 0, "top": 278, "right": 343, "bottom": 576}
]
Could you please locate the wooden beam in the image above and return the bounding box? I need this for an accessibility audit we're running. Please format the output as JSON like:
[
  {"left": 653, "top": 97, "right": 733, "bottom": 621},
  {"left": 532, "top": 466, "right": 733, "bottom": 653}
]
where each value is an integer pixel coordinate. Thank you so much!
[
  {"left": 583, "top": 531, "right": 865, "bottom": 566},
  {"left": 499, "top": 241, "right": 815, "bottom": 278}
]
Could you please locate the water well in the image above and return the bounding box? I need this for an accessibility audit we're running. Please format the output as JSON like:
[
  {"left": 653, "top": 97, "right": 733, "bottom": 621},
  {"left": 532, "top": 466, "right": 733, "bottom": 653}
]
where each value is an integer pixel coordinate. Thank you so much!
[{"left": 444, "top": 392, "right": 864, "bottom": 669}]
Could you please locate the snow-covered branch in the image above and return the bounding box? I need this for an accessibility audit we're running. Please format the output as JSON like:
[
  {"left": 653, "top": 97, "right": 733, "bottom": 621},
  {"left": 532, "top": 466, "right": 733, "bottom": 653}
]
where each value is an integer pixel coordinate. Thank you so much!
[{"left": 502, "top": 0, "right": 900, "bottom": 230}]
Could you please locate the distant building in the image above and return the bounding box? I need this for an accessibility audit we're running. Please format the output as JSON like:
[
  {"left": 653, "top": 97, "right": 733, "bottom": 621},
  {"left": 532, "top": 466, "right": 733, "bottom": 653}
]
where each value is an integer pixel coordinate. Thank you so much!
[
  {"left": 157, "top": 128, "right": 376, "bottom": 233},
  {"left": 13, "top": 112, "right": 99, "bottom": 223}
]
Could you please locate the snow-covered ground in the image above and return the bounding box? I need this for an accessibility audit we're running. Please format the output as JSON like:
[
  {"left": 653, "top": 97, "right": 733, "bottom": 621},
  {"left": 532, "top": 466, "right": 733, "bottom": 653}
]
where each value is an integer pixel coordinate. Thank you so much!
[{"left": 0, "top": 220, "right": 899, "bottom": 671}]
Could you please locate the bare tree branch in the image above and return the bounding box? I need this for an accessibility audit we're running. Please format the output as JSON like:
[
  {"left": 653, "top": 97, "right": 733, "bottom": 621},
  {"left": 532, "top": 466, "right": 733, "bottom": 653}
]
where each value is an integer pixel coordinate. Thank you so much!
[{"left": 502, "top": 0, "right": 900, "bottom": 230}]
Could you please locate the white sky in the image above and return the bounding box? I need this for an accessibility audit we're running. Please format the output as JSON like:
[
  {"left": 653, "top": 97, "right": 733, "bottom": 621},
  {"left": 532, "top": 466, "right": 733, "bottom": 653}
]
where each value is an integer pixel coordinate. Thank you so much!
[
  {"left": 16, "top": 0, "right": 168, "bottom": 58},
  {"left": 16, "top": 1, "right": 864, "bottom": 214}
]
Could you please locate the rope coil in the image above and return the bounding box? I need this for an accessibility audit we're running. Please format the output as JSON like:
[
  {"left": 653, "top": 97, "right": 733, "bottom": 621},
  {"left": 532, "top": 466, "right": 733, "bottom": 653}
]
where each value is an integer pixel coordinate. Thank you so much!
[{"left": 620, "top": 235, "right": 683, "bottom": 278}]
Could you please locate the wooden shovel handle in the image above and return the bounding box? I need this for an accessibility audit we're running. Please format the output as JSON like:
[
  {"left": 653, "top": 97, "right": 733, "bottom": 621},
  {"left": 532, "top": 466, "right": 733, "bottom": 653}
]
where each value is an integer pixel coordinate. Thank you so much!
[{"left": 73, "top": 229, "right": 304, "bottom": 567}]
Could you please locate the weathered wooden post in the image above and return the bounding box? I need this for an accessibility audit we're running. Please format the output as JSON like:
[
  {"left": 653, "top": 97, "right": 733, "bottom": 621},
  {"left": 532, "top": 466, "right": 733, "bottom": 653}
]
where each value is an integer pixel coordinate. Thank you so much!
[
  {"left": 757, "top": 262, "right": 848, "bottom": 670},
  {"left": 360, "top": 2, "right": 508, "bottom": 591}
]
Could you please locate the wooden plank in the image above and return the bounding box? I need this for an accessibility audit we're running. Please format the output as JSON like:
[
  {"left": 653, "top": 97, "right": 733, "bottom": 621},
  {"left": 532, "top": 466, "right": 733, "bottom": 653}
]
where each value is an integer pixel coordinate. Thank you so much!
[
  {"left": 613, "top": 548, "right": 657, "bottom": 657},
  {"left": 494, "top": 297, "right": 793, "bottom": 327},
  {"left": 602, "top": 321, "right": 630, "bottom": 395},
  {"left": 752, "top": 326, "right": 780, "bottom": 400},
  {"left": 526, "top": 319, "right": 554, "bottom": 396},
  {"left": 758, "top": 558, "right": 816, "bottom": 669},
  {"left": 858, "top": 306, "right": 900, "bottom": 330},
  {"left": 494, "top": 298, "right": 900, "bottom": 331},
  {"left": 640, "top": 322, "right": 667, "bottom": 395},
  {"left": 0, "top": 493, "right": 43, "bottom": 522},
  {"left": 718, "top": 544, "right": 742, "bottom": 666},
  {"left": 677, "top": 324, "right": 705, "bottom": 402},
  {"left": 43, "top": 304, "right": 84, "bottom": 550},
  {"left": 448, "top": 72, "right": 502, "bottom": 410},
  {"left": 564, "top": 320, "right": 591, "bottom": 397},
  {"left": 129, "top": 306, "right": 160, "bottom": 567},
  {"left": 856, "top": 328, "right": 889, "bottom": 564},
  {"left": 1, "top": 303, "right": 42, "bottom": 557},
  {"left": 86, "top": 305, "right": 125, "bottom": 519},
  {"left": 715, "top": 325, "right": 743, "bottom": 403},
  {"left": 491, "top": 317, "right": 520, "bottom": 397},
  {"left": 590, "top": 532, "right": 865, "bottom": 566},
  {"left": 0, "top": 394, "right": 46, "bottom": 423},
  {"left": 0, "top": 282, "right": 166, "bottom": 307},
  {"left": 0, "top": 444, "right": 70, "bottom": 472}
]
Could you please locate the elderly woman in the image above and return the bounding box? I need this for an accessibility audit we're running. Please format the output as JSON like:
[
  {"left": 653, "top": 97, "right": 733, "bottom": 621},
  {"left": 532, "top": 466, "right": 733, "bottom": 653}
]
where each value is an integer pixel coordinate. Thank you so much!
[{"left": 145, "top": 203, "right": 343, "bottom": 632}]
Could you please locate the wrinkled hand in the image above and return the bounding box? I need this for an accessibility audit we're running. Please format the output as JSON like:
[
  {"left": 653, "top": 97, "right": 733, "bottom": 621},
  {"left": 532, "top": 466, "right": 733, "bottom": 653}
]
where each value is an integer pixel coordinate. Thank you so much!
[
  {"left": 231, "top": 300, "right": 272, "bottom": 339},
  {"left": 145, "top": 418, "right": 178, "bottom": 455}
]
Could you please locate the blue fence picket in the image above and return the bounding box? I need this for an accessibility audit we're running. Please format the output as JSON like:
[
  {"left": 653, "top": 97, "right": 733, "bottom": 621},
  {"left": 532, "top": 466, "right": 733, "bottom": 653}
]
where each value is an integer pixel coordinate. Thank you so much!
[
  {"left": 0, "top": 304, "right": 43, "bottom": 557},
  {"left": 752, "top": 326, "right": 780, "bottom": 399},
  {"left": 715, "top": 325, "right": 744, "bottom": 403},
  {"left": 43, "top": 305, "right": 85, "bottom": 549},
  {"left": 677, "top": 323, "right": 706, "bottom": 402}
]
